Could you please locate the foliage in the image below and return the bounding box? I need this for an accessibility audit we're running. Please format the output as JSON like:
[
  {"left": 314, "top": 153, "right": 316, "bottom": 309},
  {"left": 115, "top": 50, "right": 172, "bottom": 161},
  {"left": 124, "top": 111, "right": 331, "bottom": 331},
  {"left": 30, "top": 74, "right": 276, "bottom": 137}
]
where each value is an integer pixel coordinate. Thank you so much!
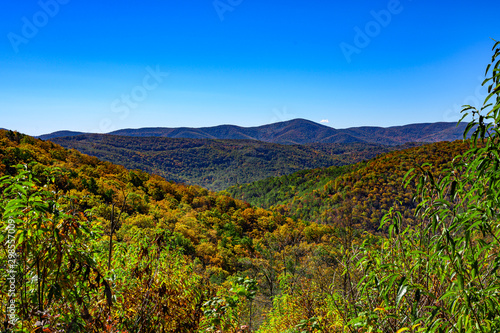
[
  {"left": 0, "top": 164, "right": 106, "bottom": 331},
  {"left": 49, "top": 135, "right": 417, "bottom": 191},
  {"left": 258, "top": 274, "right": 343, "bottom": 333},
  {"left": 202, "top": 276, "right": 257, "bottom": 332},
  {"left": 97, "top": 229, "right": 212, "bottom": 332},
  {"left": 342, "top": 40, "right": 500, "bottom": 332},
  {"left": 0, "top": 164, "right": 213, "bottom": 332},
  {"left": 0, "top": 128, "right": 349, "bottom": 332},
  {"left": 229, "top": 140, "right": 472, "bottom": 231}
]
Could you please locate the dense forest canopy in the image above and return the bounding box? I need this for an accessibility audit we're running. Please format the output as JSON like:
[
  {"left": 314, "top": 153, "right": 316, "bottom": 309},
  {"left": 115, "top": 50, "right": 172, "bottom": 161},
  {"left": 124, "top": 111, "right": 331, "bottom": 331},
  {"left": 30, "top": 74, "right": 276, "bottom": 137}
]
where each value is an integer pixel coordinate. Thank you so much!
[
  {"left": 228, "top": 140, "right": 473, "bottom": 231},
  {"left": 49, "top": 134, "right": 416, "bottom": 191}
]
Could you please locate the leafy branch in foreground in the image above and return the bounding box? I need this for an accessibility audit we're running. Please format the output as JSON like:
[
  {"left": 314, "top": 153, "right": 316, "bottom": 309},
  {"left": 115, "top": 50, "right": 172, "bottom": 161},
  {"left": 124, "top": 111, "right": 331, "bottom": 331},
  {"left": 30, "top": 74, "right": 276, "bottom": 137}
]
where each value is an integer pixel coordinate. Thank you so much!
[
  {"left": 0, "top": 164, "right": 106, "bottom": 332},
  {"left": 347, "top": 40, "right": 500, "bottom": 332}
]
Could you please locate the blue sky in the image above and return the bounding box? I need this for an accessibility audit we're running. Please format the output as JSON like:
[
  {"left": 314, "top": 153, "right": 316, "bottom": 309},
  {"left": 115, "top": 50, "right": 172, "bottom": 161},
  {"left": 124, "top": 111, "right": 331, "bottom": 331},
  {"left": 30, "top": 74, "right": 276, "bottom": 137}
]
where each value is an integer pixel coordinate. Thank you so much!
[{"left": 0, "top": 0, "right": 498, "bottom": 136}]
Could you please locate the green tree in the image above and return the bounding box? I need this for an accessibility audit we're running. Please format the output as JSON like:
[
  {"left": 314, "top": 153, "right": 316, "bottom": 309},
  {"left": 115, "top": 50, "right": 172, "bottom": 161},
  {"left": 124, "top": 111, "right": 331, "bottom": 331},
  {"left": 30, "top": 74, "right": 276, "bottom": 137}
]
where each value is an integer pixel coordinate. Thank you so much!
[
  {"left": 0, "top": 164, "right": 107, "bottom": 332},
  {"left": 347, "top": 40, "right": 500, "bottom": 332}
]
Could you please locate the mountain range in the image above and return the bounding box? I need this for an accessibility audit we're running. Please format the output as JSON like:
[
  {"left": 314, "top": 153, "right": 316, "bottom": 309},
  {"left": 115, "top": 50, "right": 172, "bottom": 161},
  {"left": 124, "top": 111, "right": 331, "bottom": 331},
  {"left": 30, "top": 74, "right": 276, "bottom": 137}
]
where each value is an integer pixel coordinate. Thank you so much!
[{"left": 38, "top": 119, "right": 467, "bottom": 146}]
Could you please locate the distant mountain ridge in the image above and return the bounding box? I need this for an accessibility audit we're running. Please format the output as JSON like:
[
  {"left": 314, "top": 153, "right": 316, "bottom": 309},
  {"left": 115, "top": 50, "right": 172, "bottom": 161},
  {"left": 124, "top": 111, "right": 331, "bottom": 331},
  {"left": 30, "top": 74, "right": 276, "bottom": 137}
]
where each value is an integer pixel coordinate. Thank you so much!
[
  {"left": 38, "top": 119, "right": 467, "bottom": 146},
  {"left": 38, "top": 130, "right": 85, "bottom": 139}
]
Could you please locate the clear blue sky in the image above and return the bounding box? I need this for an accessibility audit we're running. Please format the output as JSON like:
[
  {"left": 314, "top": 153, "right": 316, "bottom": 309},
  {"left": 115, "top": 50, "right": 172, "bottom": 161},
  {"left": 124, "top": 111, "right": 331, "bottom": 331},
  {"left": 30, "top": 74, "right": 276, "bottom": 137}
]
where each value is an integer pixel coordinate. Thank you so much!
[{"left": 0, "top": 0, "right": 498, "bottom": 136}]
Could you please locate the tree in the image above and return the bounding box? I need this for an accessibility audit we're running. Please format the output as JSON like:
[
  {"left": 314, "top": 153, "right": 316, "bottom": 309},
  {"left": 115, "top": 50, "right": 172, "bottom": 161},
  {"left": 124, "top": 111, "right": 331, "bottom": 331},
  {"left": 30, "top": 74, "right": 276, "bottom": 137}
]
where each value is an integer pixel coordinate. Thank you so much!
[
  {"left": 348, "top": 40, "right": 500, "bottom": 332},
  {"left": 0, "top": 164, "right": 108, "bottom": 331}
]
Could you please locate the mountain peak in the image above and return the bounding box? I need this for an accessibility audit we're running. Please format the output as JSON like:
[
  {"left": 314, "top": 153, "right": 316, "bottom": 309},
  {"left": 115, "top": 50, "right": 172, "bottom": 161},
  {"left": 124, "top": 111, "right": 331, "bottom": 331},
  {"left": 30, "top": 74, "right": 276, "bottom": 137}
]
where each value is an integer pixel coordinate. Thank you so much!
[{"left": 38, "top": 119, "right": 467, "bottom": 145}]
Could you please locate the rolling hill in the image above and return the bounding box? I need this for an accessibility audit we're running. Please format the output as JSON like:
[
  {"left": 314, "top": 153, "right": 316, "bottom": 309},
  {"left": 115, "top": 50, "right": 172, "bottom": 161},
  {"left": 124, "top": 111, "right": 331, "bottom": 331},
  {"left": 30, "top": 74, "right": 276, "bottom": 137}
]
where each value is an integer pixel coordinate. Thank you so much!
[
  {"left": 35, "top": 118, "right": 468, "bottom": 191},
  {"left": 38, "top": 119, "right": 468, "bottom": 145},
  {"left": 0, "top": 127, "right": 436, "bottom": 330},
  {"left": 36, "top": 130, "right": 85, "bottom": 139},
  {"left": 48, "top": 134, "right": 407, "bottom": 191},
  {"left": 227, "top": 140, "right": 473, "bottom": 231},
  {"left": 0, "top": 128, "right": 308, "bottom": 330}
]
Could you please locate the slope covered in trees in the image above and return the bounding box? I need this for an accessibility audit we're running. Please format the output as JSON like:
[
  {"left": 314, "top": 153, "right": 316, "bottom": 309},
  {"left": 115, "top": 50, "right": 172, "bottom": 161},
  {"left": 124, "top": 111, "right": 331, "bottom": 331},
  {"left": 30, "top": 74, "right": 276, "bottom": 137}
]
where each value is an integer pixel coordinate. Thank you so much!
[
  {"left": 48, "top": 134, "right": 411, "bottom": 191},
  {"left": 39, "top": 119, "right": 467, "bottom": 145},
  {"left": 0, "top": 129, "right": 357, "bottom": 331},
  {"left": 228, "top": 140, "right": 472, "bottom": 231},
  {"left": 0, "top": 128, "right": 489, "bottom": 332}
]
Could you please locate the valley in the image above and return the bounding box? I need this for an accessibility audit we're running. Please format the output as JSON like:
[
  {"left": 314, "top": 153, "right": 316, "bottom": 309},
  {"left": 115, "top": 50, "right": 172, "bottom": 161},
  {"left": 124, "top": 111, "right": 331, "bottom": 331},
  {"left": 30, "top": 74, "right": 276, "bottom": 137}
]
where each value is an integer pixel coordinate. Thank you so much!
[
  {"left": 48, "top": 133, "right": 422, "bottom": 191},
  {"left": 40, "top": 118, "right": 461, "bottom": 191}
]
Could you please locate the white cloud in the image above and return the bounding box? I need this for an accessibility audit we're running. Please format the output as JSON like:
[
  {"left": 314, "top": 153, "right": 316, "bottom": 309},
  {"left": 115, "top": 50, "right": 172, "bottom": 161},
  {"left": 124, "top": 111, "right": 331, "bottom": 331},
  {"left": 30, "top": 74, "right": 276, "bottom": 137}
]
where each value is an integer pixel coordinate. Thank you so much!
[{"left": 320, "top": 119, "right": 329, "bottom": 123}]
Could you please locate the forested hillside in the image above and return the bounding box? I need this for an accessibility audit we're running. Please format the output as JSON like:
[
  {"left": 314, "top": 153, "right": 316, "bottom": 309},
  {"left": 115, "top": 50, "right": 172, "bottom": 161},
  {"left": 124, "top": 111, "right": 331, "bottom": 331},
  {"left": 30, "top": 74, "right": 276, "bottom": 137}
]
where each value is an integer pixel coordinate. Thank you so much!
[
  {"left": 0, "top": 129, "right": 362, "bottom": 331},
  {"left": 40, "top": 119, "right": 468, "bottom": 145},
  {"left": 228, "top": 140, "right": 472, "bottom": 231},
  {"left": 49, "top": 134, "right": 409, "bottom": 191}
]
